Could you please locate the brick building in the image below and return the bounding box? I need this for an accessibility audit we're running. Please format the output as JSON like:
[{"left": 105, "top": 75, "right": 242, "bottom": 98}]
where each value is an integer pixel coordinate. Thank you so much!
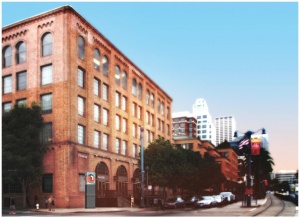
[{"left": 2, "top": 6, "right": 172, "bottom": 208}]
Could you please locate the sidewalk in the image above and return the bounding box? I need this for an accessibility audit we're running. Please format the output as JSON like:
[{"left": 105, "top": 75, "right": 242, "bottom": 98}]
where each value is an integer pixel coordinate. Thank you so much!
[{"left": 30, "top": 206, "right": 150, "bottom": 214}]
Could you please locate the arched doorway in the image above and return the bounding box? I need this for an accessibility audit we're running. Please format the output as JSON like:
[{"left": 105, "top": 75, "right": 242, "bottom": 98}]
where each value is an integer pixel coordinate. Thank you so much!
[
  {"left": 115, "top": 165, "right": 128, "bottom": 197},
  {"left": 95, "top": 162, "right": 109, "bottom": 198},
  {"left": 132, "top": 168, "right": 141, "bottom": 199}
]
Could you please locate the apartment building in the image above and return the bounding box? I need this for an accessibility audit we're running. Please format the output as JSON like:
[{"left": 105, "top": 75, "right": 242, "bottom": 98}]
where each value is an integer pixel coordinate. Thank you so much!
[
  {"left": 172, "top": 111, "right": 197, "bottom": 138},
  {"left": 2, "top": 5, "right": 172, "bottom": 208}
]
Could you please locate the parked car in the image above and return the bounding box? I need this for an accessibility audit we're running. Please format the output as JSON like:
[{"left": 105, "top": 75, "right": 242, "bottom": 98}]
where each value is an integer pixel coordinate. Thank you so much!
[
  {"left": 194, "top": 196, "right": 218, "bottom": 208},
  {"left": 163, "top": 197, "right": 185, "bottom": 209},
  {"left": 212, "top": 195, "right": 225, "bottom": 205},
  {"left": 219, "top": 192, "right": 236, "bottom": 203},
  {"left": 185, "top": 196, "right": 199, "bottom": 206}
]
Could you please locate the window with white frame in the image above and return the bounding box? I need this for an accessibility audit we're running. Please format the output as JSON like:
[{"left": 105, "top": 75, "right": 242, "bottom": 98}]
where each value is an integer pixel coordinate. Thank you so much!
[
  {"left": 94, "top": 78, "right": 100, "bottom": 96},
  {"left": 122, "top": 71, "right": 127, "bottom": 89},
  {"left": 138, "top": 83, "right": 142, "bottom": 99},
  {"left": 94, "top": 104, "right": 100, "bottom": 122},
  {"left": 78, "top": 96, "right": 85, "bottom": 116},
  {"left": 116, "top": 138, "right": 120, "bottom": 154},
  {"left": 122, "top": 96, "right": 127, "bottom": 111},
  {"left": 78, "top": 125, "right": 85, "bottom": 144},
  {"left": 94, "top": 130, "right": 100, "bottom": 148},
  {"left": 2, "top": 102, "right": 12, "bottom": 113},
  {"left": 115, "top": 92, "right": 120, "bottom": 107},
  {"left": 93, "top": 49, "right": 100, "bottom": 71},
  {"left": 116, "top": 115, "right": 120, "bottom": 131},
  {"left": 137, "top": 106, "right": 142, "bottom": 120},
  {"left": 103, "top": 108, "right": 108, "bottom": 126},
  {"left": 42, "top": 33, "right": 52, "bottom": 57},
  {"left": 122, "top": 118, "right": 127, "bottom": 134},
  {"left": 121, "top": 141, "right": 127, "bottom": 155},
  {"left": 103, "top": 133, "right": 108, "bottom": 150},
  {"left": 2, "top": 45, "right": 12, "bottom": 68},
  {"left": 78, "top": 68, "right": 84, "bottom": 88},
  {"left": 115, "top": 65, "right": 120, "bottom": 85},
  {"left": 102, "top": 56, "right": 109, "bottom": 76},
  {"left": 17, "top": 71, "right": 27, "bottom": 90},
  {"left": 3, "top": 75, "right": 12, "bottom": 94},
  {"left": 41, "top": 65, "right": 52, "bottom": 85},
  {"left": 78, "top": 36, "right": 85, "bottom": 59},
  {"left": 132, "top": 78, "right": 137, "bottom": 96},
  {"left": 103, "top": 83, "right": 108, "bottom": 101},
  {"left": 41, "top": 93, "right": 52, "bottom": 114},
  {"left": 132, "top": 123, "right": 136, "bottom": 137}
]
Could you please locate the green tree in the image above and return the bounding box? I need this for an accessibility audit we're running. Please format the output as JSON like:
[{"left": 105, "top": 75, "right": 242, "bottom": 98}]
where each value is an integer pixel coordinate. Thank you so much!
[
  {"left": 2, "top": 103, "right": 45, "bottom": 208},
  {"left": 142, "top": 137, "right": 226, "bottom": 196}
]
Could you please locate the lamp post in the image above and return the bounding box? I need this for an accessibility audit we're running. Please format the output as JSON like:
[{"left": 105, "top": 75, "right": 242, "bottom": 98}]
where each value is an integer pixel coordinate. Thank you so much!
[
  {"left": 234, "top": 128, "right": 266, "bottom": 207},
  {"left": 139, "top": 126, "right": 145, "bottom": 208},
  {"left": 146, "top": 166, "right": 149, "bottom": 207}
]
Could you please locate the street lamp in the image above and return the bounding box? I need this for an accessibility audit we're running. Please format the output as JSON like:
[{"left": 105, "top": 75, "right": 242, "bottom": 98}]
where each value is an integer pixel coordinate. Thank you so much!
[
  {"left": 139, "top": 126, "right": 145, "bottom": 208},
  {"left": 234, "top": 128, "right": 266, "bottom": 207},
  {"left": 146, "top": 166, "right": 149, "bottom": 207}
]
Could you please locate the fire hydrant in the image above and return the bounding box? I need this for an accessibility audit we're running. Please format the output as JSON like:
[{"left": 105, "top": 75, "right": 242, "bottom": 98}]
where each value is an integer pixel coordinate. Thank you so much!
[{"left": 36, "top": 203, "right": 39, "bottom": 210}]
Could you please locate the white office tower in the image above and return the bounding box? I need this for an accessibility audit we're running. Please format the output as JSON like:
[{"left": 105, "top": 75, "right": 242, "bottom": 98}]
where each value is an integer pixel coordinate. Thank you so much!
[
  {"left": 192, "top": 98, "right": 216, "bottom": 145},
  {"left": 215, "top": 116, "right": 236, "bottom": 145}
]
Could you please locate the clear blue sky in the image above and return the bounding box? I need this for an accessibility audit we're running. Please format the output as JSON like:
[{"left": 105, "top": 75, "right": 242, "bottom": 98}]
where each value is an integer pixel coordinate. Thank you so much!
[{"left": 2, "top": 2, "right": 298, "bottom": 172}]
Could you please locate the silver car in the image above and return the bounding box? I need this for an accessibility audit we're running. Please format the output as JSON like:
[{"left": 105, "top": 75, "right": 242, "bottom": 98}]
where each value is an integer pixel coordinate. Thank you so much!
[{"left": 195, "top": 196, "right": 218, "bottom": 208}]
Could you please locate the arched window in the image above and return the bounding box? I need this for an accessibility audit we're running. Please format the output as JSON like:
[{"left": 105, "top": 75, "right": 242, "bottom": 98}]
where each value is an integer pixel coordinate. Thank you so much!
[
  {"left": 150, "top": 93, "right": 154, "bottom": 108},
  {"left": 157, "top": 99, "right": 161, "bottom": 112},
  {"left": 102, "top": 55, "right": 109, "bottom": 76},
  {"left": 77, "top": 36, "right": 85, "bottom": 59},
  {"left": 132, "top": 79, "right": 137, "bottom": 96},
  {"left": 16, "top": 41, "right": 26, "bottom": 64},
  {"left": 115, "top": 65, "right": 120, "bottom": 85},
  {"left": 96, "top": 162, "right": 109, "bottom": 176},
  {"left": 138, "top": 83, "right": 142, "bottom": 100},
  {"left": 116, "top": 165, "right": 128, "bottom": 177},
  {"left": 122, "top": 71, "right": 127, "bottom": 89},
  {"left": 2, "top": 45, "right": 12, "bottom": 68},
  {"left": 93, "top": 48, "right": 100, "bottom": 70},
  {"left": 41, "top": 32, "right": 52, "bottom": 56},
  {"left": 146, "top": 89, "right": 150, "bottom": 105}
]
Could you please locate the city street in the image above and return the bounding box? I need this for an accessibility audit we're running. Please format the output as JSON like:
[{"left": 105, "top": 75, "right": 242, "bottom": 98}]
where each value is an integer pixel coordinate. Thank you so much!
[{"left": 2, "top": 194, "right": 298, "bottom": 217}]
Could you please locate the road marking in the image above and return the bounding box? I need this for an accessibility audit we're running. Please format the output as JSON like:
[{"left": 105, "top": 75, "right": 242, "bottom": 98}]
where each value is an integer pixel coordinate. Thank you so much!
[{"left": 250, "top": 208, "right": 257, "bottom": 211}]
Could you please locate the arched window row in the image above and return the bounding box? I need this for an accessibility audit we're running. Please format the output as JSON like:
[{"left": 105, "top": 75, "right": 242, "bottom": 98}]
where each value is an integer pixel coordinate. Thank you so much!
[{"left": 2, "top": 41, "right": 27, "bottom": 68}]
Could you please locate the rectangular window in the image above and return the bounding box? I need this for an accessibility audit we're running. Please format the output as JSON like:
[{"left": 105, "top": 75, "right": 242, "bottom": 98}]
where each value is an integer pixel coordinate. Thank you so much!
[
  {"left": 103, "top": 108, "right": 108, "bottom": 126},
  {"left": 116, "top": 115, "right": 120, "bottom": 131},
  {"left": 132, "top": 123, "right": 136, "bottom": 137},
  {"left": 146, "top": 111, "right": 150, "bottom": 124},
  {"left": 122, "top": 96, "right": 127, "bottom": 111},
  {"left": 122, "top": 118, "right": 127, "bottom": 134},
  {"left": 78, "top": 68, "right": 85, "bottom": 88},
  {"left": 94, "top": 104, "right": 100, "bottom": 122},
  {"left": 41, "top": 93, "right": 52, "bottom": 114},
  {"left": 94, "top": 78, "right": 100, "bottom": 96},
  {"left": 116, "top": 138, "right": 120, "bottom": 154},
  {"left": 41, "top": 65, "right": 52, "bottom": 85},
  {"left": 3, "top": 75, "right": 12, "bottom": 94},
  {"left": 133, "top": 144, "right": 137, "bottom": 157},
  {"left": 121, "top": 141, "right": 127, "bottom": 155},
  {"left": 103, "top": 83, "right": 108, "bottom": 101},
  {"left": 103, "top": 133, "right": 108, "bottom": 150},
  {"left": 132, "top": 103, "right": 136, "bottom": 117},
  {"left": 78, "top": 96, "right": 85, "bottom": 116},
  {"left": 79, "top": 174, "right": 85, "bottom": 192},
  {"left": 17, "top": 98, "right": 27, "bottom": 107},
  {"left": 42, "top": 174, "right": 53, "bottom": 193},
  {"left": 115, "top": 92, "right": 120, "bottom": 107},
  {"left": 137, "top": 106, "right": 142, "bottom": 120},
  {"left": 94, "top": 130, "right": 100, "bottom": 148},
  {"left": 17, "top": 71, "right": 27, "bottom": 90},
  {"left": 78, "top": 125, "right": 85, "bottom": 144},
  {"left": 40, "top": 122, "right": 52, "bottom": 144},
  {"left": 2, "top": 102, "right": 12, "bottom": 113}
]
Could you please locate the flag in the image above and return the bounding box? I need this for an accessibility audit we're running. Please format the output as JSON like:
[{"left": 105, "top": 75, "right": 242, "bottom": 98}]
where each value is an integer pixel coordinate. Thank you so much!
[{"left": 239, "top": 139, "right": 249, "bottom": 149}]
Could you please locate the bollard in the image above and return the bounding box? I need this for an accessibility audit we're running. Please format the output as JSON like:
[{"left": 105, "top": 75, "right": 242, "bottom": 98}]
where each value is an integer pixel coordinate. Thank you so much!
[{"left": 36, "top": 203, "right": 39, "bottom": 210}]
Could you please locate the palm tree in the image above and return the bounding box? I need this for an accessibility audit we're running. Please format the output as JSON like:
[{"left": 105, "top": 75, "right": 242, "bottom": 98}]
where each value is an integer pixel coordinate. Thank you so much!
[{"left": 251, "top": 148, "right": 274, "bottom": 198}]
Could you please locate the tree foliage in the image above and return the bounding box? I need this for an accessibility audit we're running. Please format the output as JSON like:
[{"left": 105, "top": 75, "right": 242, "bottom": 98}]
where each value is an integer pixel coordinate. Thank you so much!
[
  {"left": 2, "top": 103, "right": 45, "bottom": 207},
  {"left": 142, "top": 137, "right": 226, "bottom": 196}
]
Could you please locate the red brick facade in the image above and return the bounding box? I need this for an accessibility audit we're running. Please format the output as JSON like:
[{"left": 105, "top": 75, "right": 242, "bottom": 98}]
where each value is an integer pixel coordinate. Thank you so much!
[{"left": 2, "top": 6, "right": 172, "bottom": 208}]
